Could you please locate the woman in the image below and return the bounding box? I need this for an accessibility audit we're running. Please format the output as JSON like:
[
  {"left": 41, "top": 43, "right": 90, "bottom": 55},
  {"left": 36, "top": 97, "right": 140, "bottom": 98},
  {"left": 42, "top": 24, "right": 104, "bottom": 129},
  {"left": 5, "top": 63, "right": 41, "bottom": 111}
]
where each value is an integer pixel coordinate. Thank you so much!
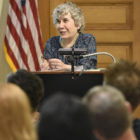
[
  {"left": 0, "top": 83, "right": 37, "bottom": 140},
  {"left": 41, "top": 2, "right": 97, "bottom": 71}
]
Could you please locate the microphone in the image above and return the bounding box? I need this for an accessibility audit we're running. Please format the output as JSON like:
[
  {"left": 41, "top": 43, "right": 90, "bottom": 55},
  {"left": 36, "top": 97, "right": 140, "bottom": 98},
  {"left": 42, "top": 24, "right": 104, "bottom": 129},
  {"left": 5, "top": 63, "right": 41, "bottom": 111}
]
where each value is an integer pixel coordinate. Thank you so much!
[
  {"left": 58, "top": 48, "right": 88, "bottom": 55},
  {"left": 79, "top": 52, "right": 116, "bottom": 63}
]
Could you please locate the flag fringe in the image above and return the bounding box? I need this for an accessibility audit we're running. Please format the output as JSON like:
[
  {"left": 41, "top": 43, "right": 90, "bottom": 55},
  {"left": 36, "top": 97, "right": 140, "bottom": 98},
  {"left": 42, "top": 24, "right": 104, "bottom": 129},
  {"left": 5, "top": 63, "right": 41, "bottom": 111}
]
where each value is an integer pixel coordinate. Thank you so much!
[{"left": 4, "top": 44, "right": 17, "bottom": 72}]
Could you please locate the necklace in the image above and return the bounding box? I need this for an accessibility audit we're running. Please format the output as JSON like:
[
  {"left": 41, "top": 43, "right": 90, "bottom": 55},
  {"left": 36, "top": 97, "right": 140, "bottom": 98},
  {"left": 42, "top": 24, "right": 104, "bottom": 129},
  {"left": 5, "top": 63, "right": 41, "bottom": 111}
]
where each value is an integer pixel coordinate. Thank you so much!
[{"left": 61, "top": 33, "right": 79, "bottom": 48}]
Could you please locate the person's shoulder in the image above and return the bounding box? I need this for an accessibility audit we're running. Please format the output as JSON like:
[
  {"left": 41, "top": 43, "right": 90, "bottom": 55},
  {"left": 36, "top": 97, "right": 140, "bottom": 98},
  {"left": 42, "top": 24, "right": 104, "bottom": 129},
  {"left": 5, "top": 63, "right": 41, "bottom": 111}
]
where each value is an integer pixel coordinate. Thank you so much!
[
  {"left": 79, "top": 33, "right": 96, "bottom": 42},
  {"left": 45, "top": 36, "right": 60, "bottom": 47},
  {"left": 133, "top": 118, "right": 140, "bottom": 126},
  {"left": 47, "top": 36, "right": 60, "bottom": 42},
  {"left": 82, "top": 33, "right": 93, "bottom": 36},
  {"left": 79, "top": 33, "right": 95, "bottom": 39},
  {"left": 133, "top": 118, "right": 140, "bottom": 131}
]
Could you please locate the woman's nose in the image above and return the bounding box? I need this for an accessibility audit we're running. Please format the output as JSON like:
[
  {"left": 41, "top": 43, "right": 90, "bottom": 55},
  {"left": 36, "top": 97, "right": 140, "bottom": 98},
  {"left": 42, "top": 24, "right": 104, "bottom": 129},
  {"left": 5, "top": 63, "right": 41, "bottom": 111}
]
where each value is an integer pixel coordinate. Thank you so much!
[{"left": 59, "top": 21, "right": 64, "bottom": 27}]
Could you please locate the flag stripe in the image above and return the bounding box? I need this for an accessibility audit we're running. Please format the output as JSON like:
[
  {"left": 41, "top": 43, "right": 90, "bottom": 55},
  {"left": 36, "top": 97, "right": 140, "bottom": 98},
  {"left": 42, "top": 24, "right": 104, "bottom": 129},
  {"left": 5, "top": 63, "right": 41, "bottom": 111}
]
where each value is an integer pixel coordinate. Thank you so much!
[
  {"left": 11, "top": 0, "right": 38, "bottom": 69},
  {"left": 5, "top": 25, "right": 27, "bottom": 69},
  {"left": 10, "top": 0, "right": 27, "bottom": 38},
  {"left": 7, "top": 15, "right": 30, "bottom": 70},
  {"left": 4, "top": 0, "right": 43, "bottom": 71},
  {"left": 8, "top": 3, "right": 35, "bottom": 70},
  {"left": 26, "top": 22, "right": 40, "bottom": 70},
  {"left": 29, "top": 0, "right": 43, "bottom": 54},
  {"left": 10, "top": 1, "right": 36, "bottom": 70},
  {"left": 22, "top": 0, "right": 40, "bottom": 70},
  {"left": 5, "top": 37, "right": 20, "bottom": 69},
  {"left": 26, "top": 0, "right": 42, "bottom": 67}
]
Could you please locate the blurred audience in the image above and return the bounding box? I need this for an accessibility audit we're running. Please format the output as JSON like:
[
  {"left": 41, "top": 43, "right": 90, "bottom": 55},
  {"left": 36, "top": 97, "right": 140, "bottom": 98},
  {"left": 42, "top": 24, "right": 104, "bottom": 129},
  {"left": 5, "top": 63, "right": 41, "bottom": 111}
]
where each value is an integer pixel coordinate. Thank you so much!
[
  {"left": 0, "top": 83, "right": 37, "bottom": 140},
  {"left": 38, "top": 93, "right": 96, "bottom": 140},
  {"left": 104, "top": 59, "right": 140, "bottom": 140},
  {"left": 83, "top": 85, "right": 136, "bottom": 140}
]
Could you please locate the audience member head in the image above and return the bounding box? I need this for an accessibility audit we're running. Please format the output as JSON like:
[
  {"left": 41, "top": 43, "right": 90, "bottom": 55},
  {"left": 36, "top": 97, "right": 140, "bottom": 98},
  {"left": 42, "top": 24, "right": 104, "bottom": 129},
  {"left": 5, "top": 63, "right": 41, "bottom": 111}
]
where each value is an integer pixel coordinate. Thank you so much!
[
  {"left": 0, "top": 83, "right": 37, "bottom": 140},
  {"left": 38, "top": 93, "right": 95, "bottom": 140},
  {"left": 6, "top": 69, "right": 44, "bottom": 112},
  {"left": 83, "top": 85, "right": 132, "bottom": 140},
  {"left": 104, "top": 59, "right": 140, "bottom": 111},
  {"left": 52, "top": 2, "right": 85, "bottom": 32}
]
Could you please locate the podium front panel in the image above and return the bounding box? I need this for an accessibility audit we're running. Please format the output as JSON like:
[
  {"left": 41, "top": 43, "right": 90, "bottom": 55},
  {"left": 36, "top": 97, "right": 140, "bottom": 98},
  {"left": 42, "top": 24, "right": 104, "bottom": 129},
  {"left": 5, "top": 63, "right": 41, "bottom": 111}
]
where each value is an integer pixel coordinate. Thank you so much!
[{"left": 35, "top": 71, "right": 104, "bottom": 101}]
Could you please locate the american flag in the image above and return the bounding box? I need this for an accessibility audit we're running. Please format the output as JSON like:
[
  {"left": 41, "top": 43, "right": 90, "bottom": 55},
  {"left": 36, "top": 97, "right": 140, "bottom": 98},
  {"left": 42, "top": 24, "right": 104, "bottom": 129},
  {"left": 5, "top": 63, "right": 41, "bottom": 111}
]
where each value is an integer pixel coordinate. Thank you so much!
[{"left": 4, "top": 0, "right": 44, "bottom": 71}]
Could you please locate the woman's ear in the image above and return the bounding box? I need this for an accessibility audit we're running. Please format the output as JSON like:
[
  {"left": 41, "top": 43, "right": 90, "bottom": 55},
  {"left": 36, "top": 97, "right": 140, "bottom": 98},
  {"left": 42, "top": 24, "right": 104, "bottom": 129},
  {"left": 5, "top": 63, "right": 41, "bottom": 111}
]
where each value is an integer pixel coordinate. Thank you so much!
[
  {"left": 77, "top": 26, "right": 81, "bottom": 33},
  {"left": 77, "top": 23, "right": 81, "bottom": 30}
]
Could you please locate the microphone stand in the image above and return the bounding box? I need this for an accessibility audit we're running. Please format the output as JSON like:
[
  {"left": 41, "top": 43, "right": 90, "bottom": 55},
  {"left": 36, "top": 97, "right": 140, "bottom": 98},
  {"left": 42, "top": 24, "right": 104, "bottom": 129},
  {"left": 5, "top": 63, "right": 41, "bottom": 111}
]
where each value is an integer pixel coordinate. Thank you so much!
[
  {"left": 80, "top": 52, "right": 116, "bottom": 63},
  {"left": 69, "top": 47, "right": 81, "bottom": 79},
  {"left": 71, "top": 47, "right": 75, "bottom": 75},
  {"left": 59, "top": 48, "right": 116, "bottom": 79},
  {"left": 58, "top": 47, "right": 87, "bottom": 79}
]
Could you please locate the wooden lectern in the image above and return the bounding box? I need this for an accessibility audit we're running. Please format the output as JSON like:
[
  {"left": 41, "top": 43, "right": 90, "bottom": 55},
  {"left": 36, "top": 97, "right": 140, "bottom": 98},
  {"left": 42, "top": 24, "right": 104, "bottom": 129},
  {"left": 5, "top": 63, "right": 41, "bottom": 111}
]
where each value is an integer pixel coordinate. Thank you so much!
[{"left": 34, "top": 70, "right": 104, "bottom": 102}]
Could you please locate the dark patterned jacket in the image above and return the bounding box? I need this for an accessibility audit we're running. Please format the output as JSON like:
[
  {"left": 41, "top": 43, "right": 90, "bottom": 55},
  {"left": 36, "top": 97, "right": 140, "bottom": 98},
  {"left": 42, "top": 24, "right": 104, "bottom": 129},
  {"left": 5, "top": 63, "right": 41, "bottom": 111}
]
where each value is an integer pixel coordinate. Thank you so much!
[{"left": 44, "top": 33, "right": 97, "bottom": 69}]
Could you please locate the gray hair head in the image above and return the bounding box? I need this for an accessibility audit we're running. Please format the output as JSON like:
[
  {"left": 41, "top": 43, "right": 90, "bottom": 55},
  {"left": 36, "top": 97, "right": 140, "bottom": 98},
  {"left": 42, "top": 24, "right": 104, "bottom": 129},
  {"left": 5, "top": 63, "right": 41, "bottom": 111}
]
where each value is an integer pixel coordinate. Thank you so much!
[
  {"left": 83, "top": 85, "right": 132, "bottom": 139},
  {"left": 52, "top": 2, "right": 85, "bottom": 32}
]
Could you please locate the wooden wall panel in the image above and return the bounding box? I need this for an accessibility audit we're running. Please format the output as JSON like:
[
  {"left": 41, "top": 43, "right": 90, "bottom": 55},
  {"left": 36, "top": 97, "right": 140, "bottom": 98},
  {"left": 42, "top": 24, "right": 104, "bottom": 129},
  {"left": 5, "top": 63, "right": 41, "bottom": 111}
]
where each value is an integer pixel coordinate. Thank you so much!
[
  {"left": 97, "top": 43, "right": 132, "bottom": 68},
  {"left": 70, "top": 0, "right": 133, "bottom": 3},
  {"left": 38, "top": 0, "right": 50, "bottom": 46},
  {"left": 71, "top": 0, "right": 134, "bottom": 68},
  {"left": 80, "top": 3, "right": 133, "bottom": 30}
]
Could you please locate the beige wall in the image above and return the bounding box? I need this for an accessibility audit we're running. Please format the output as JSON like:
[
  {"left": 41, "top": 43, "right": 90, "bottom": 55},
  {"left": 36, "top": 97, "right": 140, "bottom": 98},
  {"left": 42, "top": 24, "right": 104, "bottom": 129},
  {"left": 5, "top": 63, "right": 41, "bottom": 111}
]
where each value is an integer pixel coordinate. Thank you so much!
[
  {"left": 0, "top": 0, "right": 3, "bottom": 15},
  {"left": 0, "top": 0, "right": 11, "bottom": 84}
]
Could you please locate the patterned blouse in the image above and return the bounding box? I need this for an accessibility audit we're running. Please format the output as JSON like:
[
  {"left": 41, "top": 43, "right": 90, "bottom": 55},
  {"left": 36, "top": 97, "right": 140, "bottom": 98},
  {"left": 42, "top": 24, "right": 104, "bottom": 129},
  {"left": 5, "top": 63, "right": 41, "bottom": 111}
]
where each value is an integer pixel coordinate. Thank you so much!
[{"left": 44, "top": 33, "right": 97, "bottom": 69}]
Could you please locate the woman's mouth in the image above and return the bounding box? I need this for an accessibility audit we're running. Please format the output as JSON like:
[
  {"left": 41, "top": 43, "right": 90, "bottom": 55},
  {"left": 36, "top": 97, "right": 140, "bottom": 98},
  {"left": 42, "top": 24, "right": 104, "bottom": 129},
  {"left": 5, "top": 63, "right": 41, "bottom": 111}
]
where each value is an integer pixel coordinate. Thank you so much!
[{"left": 59, "top": 31, "right": 67, "bottom": 35}]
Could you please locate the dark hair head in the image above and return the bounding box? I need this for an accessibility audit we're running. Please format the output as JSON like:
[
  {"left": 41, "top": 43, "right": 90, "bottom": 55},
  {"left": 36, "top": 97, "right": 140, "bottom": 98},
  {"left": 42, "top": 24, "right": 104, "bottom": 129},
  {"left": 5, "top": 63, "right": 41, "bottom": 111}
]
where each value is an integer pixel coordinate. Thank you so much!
[
  {"left": 6, "top": 69, "right": 44, "bottom": 112},
  {"left": 104, "top": 59, "right": 140, "bottom": 110},
  {"left": 38, "top": 93, "right": 95, "bottom": 140}
]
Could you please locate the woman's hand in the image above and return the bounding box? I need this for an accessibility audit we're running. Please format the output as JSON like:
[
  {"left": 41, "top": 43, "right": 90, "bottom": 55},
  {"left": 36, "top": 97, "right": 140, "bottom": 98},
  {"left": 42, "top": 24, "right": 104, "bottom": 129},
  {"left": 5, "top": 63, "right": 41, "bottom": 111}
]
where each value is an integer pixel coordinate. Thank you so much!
[
  {"left": 40, "top": 59, "right": 50, "bottom": 71},
  {"left": 48, "top": 58, "right": 71, "bottom": 71}
]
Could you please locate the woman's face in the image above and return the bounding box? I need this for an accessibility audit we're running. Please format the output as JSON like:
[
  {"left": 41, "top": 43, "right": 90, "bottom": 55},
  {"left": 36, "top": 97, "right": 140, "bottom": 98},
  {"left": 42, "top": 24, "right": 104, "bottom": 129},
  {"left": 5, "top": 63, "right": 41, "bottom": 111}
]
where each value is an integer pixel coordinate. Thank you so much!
[{"left": 55, "top": 13, "right": 79, "bottom": 40}]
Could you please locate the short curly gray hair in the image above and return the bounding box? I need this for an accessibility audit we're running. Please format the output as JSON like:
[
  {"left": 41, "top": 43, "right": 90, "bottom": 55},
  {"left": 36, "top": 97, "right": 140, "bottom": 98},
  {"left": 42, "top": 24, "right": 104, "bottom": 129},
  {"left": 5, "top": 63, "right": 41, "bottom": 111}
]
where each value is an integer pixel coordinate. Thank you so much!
[{"left": 52, "top": 2, "right": 85, "bottom": 32}]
